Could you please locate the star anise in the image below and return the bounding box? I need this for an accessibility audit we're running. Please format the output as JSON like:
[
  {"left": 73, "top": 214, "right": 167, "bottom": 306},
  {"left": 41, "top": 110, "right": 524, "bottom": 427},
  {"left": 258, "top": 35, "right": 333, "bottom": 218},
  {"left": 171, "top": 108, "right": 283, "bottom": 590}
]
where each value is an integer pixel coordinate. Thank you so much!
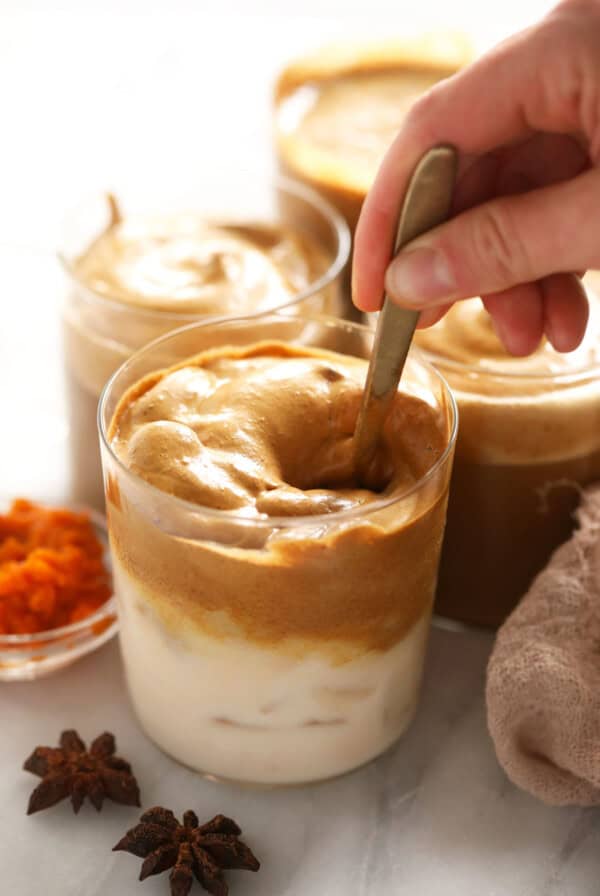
[
  {"left": 114, "top": 806, "right": 260, "bottom": 896},
  {"left": 23, "top": 729, "right": 141, "bottom": 815}
]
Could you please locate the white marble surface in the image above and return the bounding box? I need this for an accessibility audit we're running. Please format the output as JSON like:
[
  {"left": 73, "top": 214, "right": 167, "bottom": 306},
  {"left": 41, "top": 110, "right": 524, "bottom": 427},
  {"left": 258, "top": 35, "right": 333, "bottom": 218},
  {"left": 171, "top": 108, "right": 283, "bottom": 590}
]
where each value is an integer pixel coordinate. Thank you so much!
[
  {"left": 3, "top": 625, "right": 600, "bottom": 895},
  {"left": 2, "top": 2, "right": 598, "bottom": 893}
]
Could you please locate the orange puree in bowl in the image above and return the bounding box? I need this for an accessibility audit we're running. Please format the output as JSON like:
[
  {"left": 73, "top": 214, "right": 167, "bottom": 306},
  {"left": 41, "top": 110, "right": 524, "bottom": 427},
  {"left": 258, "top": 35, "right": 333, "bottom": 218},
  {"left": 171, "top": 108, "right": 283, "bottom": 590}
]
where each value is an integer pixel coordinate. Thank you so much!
[{"left": 0, "top": 499, "right": 111, "bottom": 634}]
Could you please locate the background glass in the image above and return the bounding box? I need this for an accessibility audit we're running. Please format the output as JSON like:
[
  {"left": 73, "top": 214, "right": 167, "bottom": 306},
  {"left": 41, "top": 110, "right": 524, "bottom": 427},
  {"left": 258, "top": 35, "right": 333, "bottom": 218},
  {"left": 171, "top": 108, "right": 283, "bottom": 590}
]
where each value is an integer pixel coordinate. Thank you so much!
[{"left": 60, "top": 174, "right": 350, "bottom": 510}]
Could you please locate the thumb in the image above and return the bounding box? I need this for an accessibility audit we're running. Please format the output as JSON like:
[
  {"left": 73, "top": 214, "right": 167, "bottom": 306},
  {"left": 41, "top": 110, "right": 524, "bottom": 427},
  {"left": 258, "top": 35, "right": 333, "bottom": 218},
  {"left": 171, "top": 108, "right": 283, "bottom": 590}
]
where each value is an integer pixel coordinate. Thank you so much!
[{"left": 384, "top": 167, "right": 600, "bottom": 308}]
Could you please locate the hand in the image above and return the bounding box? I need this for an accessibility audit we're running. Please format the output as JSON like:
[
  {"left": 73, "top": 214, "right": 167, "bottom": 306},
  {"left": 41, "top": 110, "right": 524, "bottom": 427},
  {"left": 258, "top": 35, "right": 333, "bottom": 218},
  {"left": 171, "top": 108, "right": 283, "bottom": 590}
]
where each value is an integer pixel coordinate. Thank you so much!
[{"left": 352, "top": 0, "right": 600, "bottom": 356}]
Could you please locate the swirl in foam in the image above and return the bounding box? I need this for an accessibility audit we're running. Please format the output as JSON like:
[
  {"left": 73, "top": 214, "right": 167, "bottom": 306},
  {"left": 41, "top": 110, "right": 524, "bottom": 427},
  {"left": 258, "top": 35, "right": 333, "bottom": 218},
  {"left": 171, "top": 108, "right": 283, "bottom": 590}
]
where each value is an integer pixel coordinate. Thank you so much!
[
  {"left": 106, "top": 342, "right": 453, "bottom": 783},
  {"left": 73, "top": 213, "right": 316, "bottom": 315},
  {"left": 111, "top": 342, "right": 444, "bottom": 517}
]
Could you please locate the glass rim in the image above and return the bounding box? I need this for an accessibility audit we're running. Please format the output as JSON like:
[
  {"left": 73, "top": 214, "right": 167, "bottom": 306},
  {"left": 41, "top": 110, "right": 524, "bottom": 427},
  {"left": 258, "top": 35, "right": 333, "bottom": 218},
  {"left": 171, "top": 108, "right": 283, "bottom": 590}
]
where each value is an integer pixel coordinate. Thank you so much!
[
  {"left": 98, "top": 311, "right": 458, "bottom": 529},
  {"left": 56, "top": 173, "right": 351, "bottom": 321},
  {"left": 419, "top": 347, "right": 600, "bottom": 384},
  {"left": 0, "top": 596, "right": 118, "bottom": 645}
]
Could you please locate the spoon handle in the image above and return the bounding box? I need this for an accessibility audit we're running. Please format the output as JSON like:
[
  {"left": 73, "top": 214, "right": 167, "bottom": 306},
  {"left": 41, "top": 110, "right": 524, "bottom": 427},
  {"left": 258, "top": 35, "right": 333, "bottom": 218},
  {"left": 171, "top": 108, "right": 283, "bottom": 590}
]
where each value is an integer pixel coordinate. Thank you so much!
[{"left": 354, "top": 144, "right": 458, "bottom": 483}]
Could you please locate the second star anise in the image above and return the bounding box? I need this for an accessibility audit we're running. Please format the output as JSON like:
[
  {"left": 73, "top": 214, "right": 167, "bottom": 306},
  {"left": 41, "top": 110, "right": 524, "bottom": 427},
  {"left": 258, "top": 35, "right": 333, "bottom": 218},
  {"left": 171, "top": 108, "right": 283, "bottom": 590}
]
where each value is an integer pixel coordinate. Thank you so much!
[{"left": 113, "top": 806, "right": 260, "bottom": 896}]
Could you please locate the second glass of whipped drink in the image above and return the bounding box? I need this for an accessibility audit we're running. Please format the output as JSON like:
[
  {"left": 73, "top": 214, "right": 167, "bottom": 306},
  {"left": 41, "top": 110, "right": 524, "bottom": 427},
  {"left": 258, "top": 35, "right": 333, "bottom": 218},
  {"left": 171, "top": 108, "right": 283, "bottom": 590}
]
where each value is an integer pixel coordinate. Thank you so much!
[
  {"left": 415, "top": 291, "right": 600, "bottom": 627},
  {"left": 99, "top": 313, "right": 456, "bottom": 785},
  {"left": 61, "top": 174, "right": 349, "bottom": 510}
]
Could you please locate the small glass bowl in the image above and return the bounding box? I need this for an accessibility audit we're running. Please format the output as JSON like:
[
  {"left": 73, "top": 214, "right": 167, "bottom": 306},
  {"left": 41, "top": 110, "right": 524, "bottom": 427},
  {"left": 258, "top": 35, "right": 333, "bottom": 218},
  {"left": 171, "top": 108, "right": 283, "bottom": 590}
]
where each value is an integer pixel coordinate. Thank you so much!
[{"left": 0, "top": 507, "right": 118, "bottom": 681}]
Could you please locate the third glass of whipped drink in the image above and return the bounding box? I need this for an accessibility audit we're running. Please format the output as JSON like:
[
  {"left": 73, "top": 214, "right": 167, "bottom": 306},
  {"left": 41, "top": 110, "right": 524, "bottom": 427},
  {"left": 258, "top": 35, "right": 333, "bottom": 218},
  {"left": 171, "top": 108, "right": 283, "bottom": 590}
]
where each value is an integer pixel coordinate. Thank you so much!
[
  {"left": 415, "top": 290, "right": 600, "bottom": 628},
  {"left": 99, "top": 313, "right": 456, "bottom": 785},
  {"left": 61, "top": 174, "right": 349, "bottom": 510},
  {"left": 273, "top": 36, "right": 471, "bottom": 233}
]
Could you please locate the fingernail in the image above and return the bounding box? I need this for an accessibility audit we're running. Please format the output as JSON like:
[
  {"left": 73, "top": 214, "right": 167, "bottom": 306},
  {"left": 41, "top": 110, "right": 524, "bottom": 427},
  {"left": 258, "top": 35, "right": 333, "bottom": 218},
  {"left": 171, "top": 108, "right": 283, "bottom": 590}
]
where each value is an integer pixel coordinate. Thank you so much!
[{"left": 385, "top": 247, "right": 456, "bottom": 306}]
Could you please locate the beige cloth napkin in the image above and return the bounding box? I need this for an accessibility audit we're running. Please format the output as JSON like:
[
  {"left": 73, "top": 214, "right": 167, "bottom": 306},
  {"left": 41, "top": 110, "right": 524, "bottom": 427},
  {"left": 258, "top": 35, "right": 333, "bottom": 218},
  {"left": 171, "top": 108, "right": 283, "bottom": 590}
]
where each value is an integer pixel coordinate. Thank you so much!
[{"left": 486, "top": 484, "right": 600, "bottom": 806}]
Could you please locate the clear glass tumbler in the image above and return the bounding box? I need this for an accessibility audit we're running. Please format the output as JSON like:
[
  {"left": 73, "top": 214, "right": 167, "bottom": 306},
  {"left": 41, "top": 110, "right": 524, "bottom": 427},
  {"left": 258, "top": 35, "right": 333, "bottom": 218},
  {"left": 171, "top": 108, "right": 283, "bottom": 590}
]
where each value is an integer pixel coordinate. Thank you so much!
[
  {"left": 415, "top": 292, "right": 600, "bottom": 628},
  {"left": 273, "top": 37, "right": 470, "bottom": 233},
  {"left": 99, "top": 313, "right": 456, "bottom": 785},
  {"left": 61, "top": 174, "right": 350, "bottom": 510}
]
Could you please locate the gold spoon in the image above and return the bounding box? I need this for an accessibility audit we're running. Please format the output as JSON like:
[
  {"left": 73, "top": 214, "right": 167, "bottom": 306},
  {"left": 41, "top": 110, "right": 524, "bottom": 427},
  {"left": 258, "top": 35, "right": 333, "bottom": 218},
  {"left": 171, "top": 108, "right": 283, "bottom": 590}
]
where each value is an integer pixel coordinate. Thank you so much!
[{"left": 353, "top": 144, "right": 458, "bottom": 485}]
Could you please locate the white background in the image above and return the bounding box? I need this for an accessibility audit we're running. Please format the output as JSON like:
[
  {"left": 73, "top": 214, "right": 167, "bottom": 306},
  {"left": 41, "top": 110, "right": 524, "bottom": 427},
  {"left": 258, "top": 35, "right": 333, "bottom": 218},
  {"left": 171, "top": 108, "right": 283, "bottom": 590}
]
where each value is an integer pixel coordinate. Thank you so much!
[
  {"left": 0, "top": 0, "right": 556, "bottom": 499},
  {"left": 2, "top": 0, "right": 556, "bottom": 248}
]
